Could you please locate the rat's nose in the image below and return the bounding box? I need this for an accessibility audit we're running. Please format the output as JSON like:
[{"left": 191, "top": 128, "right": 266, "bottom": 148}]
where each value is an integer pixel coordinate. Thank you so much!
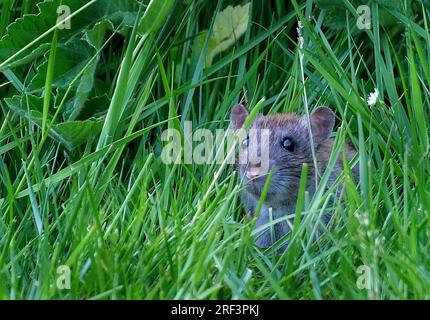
[{"left": 246, "top": 166, "right": 261, "bottom": 180}]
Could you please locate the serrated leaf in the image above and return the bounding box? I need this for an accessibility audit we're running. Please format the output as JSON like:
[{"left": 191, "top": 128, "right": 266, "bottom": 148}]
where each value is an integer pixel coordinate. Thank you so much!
[
  {"left": 0, "top": 0, "right": 94, "bottom": 71},
  {"left": 84, "top": 20, "right": 113, "bottom": 50},
  {"left": 74, "top": 94, "right": 111, "bottom": 120},
  {"left": 28, "top": 40, "right": 93, "bottom": 92},
  {"left": 67, "top": 21, "right": 113, "bottom": 121},
  {"left": 4, "top": 94, "right": 103, "bottom": 150},
  {"left": 50, "top": 119, "right": 103, "bottom": 150},
  {"left": 0, "top": 0, "right": 140, "bottom": 71}
]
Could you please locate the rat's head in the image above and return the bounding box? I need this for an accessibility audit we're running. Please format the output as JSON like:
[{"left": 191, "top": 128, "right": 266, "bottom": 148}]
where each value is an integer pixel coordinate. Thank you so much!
[{"left": 231, "top": 104, "right": 335, "bottom": 204}]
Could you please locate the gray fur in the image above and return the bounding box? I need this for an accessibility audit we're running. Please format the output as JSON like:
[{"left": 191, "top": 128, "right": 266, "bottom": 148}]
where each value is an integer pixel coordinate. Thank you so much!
[{"left": 231, "top": 105, "right": 359, "bottom": 251}]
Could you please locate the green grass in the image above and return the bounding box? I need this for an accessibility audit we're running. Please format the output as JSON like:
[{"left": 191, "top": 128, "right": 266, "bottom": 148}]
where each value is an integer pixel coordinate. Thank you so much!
[{"left": 0, "top": 0, "right": 430, "bottom": 299}]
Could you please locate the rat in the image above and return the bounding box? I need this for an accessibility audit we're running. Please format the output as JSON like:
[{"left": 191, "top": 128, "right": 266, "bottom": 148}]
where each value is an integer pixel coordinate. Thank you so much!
[{"left": 230, "top": 104, "right": 359, "bottom": 251}]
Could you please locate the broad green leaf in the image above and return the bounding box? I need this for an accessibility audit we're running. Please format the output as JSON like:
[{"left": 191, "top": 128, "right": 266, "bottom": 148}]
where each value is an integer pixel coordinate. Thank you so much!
[
  {"left": 67, "top": 21, "right": 113, "bottom": 120},
  {"left": 84, "top": 20, "right": 113, "bottom": 50},
  {"left": 0, "top": 0, "right": 140, "bottom": 72},
  {"left": 4, "top": 94, "right": 103, "bottom": 150},
  {"left": 72, "top": 94, "right": 111, "bottom": 120},
  {"left": 27, "top": 41, "right": 93, "bottom": 92},
  {"left": 50, "top": 119, "right": 103, "bottom": 150},
  {"left": 0, "top": 0, "right": 95, "bottom": 71},
  {"left": 193, "top": 3, "right": 250, "bottom": 67}
]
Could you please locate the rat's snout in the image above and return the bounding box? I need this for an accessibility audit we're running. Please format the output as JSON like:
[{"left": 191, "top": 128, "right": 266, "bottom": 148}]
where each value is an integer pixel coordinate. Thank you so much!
[
  {"left": 245, "top": 165, "right": 262, "bottom": 180},
  {"left": 245, "top": 160, "right": 271, "bottom": 181}
]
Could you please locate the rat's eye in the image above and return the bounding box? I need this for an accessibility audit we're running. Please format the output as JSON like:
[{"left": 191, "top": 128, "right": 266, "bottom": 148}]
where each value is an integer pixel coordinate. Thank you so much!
[
  {"left": 282, "top": 137, "right": 294, "bottom": 152},
  {"left": 242, "top": 136, "right": 249, "bottom": 147}
]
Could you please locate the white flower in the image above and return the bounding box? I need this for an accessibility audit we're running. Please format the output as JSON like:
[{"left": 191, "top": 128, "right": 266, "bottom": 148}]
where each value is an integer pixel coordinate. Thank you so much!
[
  {"left": 298, "top": 35, "right": 304, "bottom": 50},
  {"left": 367, "top": 88, "right": 379, "bottom": 106},
  {"left": 296, "top": 21, "right": 304, "bottom": 50},
  {"left": 297, "top": 20, "right": 303, "bottom": 33}
]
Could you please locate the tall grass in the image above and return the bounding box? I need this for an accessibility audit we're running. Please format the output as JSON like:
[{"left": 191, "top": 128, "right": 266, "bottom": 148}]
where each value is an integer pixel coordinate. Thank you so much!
[{"left": 0, "top": 0, "right": 429, "bottom": 299}]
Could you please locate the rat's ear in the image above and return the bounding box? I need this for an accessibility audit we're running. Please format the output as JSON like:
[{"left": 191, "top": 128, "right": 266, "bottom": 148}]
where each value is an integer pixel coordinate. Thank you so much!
[
  {"left": 310, "top": 106, "right": 335, "bottom": 144},
  {"left": 230, "top": 104, "right": 249, "bottom": 129}
]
